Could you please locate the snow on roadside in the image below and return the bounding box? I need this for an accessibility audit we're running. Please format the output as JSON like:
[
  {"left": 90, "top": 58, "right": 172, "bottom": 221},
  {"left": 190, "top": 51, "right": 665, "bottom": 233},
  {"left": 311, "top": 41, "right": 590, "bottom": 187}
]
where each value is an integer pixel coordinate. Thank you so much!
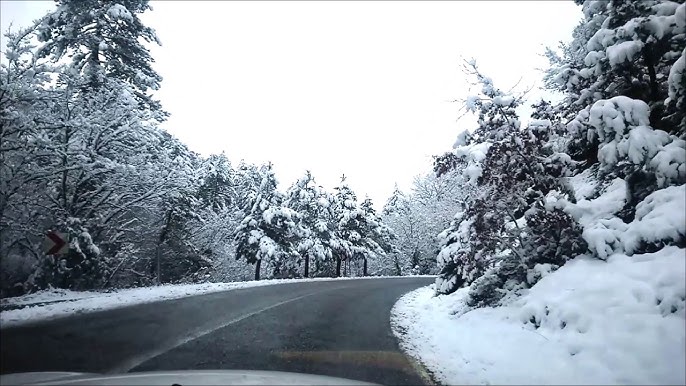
[
  {"left": 391, "top": 247, "right": 685, "bottom": 385},
  {"left": 1, "top": 275, "right": 433, "bottom": 328},
  {"left": 1, "top": 288, "right": 103, "bottom": 307}
]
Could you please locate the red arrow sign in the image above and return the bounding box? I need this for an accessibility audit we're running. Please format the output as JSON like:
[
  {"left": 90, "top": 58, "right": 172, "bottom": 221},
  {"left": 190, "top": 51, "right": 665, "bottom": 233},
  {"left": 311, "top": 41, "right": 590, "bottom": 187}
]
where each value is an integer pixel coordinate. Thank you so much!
[{"left": 45, "top": 230, "right": 68, "bottom": 255}]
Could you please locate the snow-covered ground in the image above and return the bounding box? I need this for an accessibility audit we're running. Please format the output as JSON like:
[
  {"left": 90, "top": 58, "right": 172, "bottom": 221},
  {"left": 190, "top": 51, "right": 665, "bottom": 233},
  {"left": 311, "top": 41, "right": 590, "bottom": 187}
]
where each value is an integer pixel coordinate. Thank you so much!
[
  {"left": 0, "top": 275, "right": 432, "bottom": 328},
  {"left": 392, "top": 246, "right": 685, "bottom": 385}
]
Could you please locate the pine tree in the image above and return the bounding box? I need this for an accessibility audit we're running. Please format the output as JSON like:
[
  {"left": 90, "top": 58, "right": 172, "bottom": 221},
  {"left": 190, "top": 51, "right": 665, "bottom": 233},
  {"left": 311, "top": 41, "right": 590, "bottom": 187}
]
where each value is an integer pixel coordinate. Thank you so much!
[
  {"left": 197, "top": 153, "right": 236, "bottom": 213},
  {"left": 35, "top": 0, "right": 165, "bottom": 114},
  {"left": 330, "top": 175, "right": 359, "bottom": 277},
  {"left": 435, "top": 61, "right": 527, "bottom": 294},
  {"left": 284, "top": 171, "right": 334, "bottom": 278},
  {"left": 435, "top": 62, "right": 584, "bottom": 301},
  {"left": 449, "top": 1, "right": 685, "bottom": 306},
  {"left": 381, "top": 190, "right": 414, "bottom": 276},
  {"left": 359, "top": 196, "right": 397, "bottom": 276},
  {"left": 546, "top": 1, "right": 686, "bottom": 147},
  {"left": 552, "top": 1, "right": 686, "bottom": 223},
  {"left": 382, "top": 184, "right": 405, "bottom": 216},
  {"left": 234, "top": 165, "right": 301, "bottom": 280},
  {"left": 233, "top": 161, "right": 263, "bottom": 215}
]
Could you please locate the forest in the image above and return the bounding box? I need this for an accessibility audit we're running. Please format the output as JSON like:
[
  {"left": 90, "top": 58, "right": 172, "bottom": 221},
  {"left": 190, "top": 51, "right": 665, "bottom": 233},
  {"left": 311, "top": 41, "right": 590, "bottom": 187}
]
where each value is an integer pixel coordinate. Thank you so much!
[
  {"left": 1, "top": 0, "right": 684, "bottom": 311},
  {"left": 0, "top": 0, "right": 455, "bottom": 297}
]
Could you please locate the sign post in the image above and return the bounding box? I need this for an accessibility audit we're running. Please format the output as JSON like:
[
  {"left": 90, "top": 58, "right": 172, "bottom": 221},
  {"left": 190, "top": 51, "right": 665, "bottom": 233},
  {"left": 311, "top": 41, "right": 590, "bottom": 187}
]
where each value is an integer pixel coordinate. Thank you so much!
[{"left": 43, "top": 230, "right": 69, "bottom": 255}]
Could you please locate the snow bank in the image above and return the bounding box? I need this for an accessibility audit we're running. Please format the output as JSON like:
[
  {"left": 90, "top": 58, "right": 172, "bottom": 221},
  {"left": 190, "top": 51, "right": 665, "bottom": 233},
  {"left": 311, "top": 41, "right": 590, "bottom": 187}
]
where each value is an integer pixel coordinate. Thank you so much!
[
  {"left": 1, "top": 289, "right": 102, "bottom": 308},
  {"left": 0, "top": 282, "right": 272, "bottom": 328},
  {"left": 392, "top": 247, "right": 685, "bottom": 385},
  {"left": 1, "top": 275, "right": 433, "bottom": 328}
]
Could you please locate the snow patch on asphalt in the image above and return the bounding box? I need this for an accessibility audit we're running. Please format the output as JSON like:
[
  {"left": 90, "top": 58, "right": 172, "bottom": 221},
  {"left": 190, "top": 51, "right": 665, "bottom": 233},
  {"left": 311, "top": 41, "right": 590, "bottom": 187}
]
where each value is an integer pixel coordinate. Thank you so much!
[{"left": 1, "top": 275, "right": 433, "bottom": 328}]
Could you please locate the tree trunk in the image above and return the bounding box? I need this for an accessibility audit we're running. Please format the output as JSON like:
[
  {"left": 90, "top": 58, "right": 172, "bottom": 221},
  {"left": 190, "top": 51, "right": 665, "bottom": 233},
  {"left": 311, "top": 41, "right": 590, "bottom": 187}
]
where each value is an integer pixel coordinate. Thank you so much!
[
  {"left": 255, "top": 259, "right": 261, "bottom": 281},
  {"left": 411, "top": 249, "right": 420, "bottom": 269},
  {"left": 155, "top": 210, "right": 173, "bottom": 285},
  {"left": 304, "top": 254, "right": 309, "bottom": 278},
  {"left": 644, "top": 49, "right": 659, "bottom": 103},
  {"left": 156, "top": 246, "right": 162, "bottom": 285},
  {"left": 61, "top": 130, "right": 69, "bottom": 211},
  {"left": 363, "top": 258, "right": 368, "bottom": 276},
  {"left": 336, "top": 257, "right": 342, "bottom": 277}
]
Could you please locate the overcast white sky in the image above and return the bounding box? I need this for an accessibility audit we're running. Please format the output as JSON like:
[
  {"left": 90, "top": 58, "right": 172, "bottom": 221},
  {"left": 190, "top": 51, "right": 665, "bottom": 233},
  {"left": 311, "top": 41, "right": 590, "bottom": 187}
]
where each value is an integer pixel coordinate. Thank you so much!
[{"left": 1, "top": 1, "right": 582, "bottom": 208}]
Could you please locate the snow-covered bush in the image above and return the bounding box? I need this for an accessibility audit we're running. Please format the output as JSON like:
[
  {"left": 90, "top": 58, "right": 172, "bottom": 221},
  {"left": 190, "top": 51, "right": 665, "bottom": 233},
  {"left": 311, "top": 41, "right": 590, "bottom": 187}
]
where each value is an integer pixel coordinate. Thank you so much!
[
  {"left": 465, "top": 205, "right": 587, "bottom": 308},
  {"left": 435, "top": 61, "right": 585, "bottom": 303}
]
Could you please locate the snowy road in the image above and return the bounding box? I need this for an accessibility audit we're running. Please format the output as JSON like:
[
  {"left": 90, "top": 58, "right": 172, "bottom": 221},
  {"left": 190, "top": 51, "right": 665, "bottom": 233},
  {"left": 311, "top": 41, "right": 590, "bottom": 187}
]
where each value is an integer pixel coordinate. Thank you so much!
[{"left": 0, "top": 277, "right": 433, "bottom": 385}]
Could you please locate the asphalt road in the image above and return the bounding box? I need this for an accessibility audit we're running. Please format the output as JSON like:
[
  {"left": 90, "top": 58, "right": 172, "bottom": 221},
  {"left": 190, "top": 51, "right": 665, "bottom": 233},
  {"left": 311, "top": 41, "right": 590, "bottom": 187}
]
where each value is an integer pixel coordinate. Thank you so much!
[{"left": 0, "top": 277, "right": 433, "bottom": 385}]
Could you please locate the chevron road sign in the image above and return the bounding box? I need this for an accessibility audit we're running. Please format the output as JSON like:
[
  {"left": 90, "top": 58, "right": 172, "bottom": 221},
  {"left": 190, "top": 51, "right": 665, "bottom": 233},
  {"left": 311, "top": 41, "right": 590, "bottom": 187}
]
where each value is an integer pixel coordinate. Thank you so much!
[{"left": 43, "top": 230, "right": 69, "bottom": 255}]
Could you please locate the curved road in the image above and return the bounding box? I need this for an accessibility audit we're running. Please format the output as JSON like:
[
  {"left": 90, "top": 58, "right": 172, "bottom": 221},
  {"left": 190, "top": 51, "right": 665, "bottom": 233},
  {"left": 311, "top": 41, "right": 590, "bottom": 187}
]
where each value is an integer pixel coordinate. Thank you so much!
[{"left": 0, "top": 277, "right": 433, "bottom": 385}]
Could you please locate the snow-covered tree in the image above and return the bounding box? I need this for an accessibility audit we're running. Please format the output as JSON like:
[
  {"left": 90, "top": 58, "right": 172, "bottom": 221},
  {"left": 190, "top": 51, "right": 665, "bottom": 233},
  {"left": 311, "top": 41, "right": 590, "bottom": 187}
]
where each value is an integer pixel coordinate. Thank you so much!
[
  {"left": 0, "top": 12, "right": 223, "bottom": 293},
  {"left": 434, "top": 62, "right": 586, "bottom": 305},
  {"left": 326, "top": 176, "right": 398, "bottom": 278},
  {"left": 233, "top": 160, "right": 264, "bottom": 214},
  {"left": 381, "top": 190, "right": 412, "bottom": 275},
  {"left": 0, "top": 26, "right": 58, "bottom": 285},
  {"left": 284, "top": 171, "right": 339, "bottom": 278},
  {"left": 330, "top": 176, "right": 360, "bottom": 277},
  {"left": 381, "top": 170, "right": 469, "bottom": 276},
  {"left": 358, "top": 196, "right": 397, "bottom": 276},
  {"left": 434, "top": 61, "right": 527, "bottom": 294},
  {"left": 196, "top": 153, "right": 236, "bottom": 212},
  {"left": 12, "top": 67, "right": 178, "bottom": 290},
  {"left": 35, "top": 0, "right": 165, "bottom": 113},
  {"left": 234, "top": 165, "right": 302, "bottom": 280},
  {"left": 542, "top": 0, "right": 685, "bottom": 258},
  {"left": 546, "top": 0, "right": 686, "bottom": 162},
  {"left": 433, "top": 1, "right": 685, "bottom": 308},
  {"left": 382, "top": 184, "right": 406, "bottom": 216}
]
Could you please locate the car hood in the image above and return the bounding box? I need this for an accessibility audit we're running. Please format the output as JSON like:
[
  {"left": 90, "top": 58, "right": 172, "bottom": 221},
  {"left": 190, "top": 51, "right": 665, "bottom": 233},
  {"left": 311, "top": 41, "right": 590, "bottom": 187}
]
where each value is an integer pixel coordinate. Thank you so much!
[{"left": 0, "top": 370, "right": 379, "bottom": 385}]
